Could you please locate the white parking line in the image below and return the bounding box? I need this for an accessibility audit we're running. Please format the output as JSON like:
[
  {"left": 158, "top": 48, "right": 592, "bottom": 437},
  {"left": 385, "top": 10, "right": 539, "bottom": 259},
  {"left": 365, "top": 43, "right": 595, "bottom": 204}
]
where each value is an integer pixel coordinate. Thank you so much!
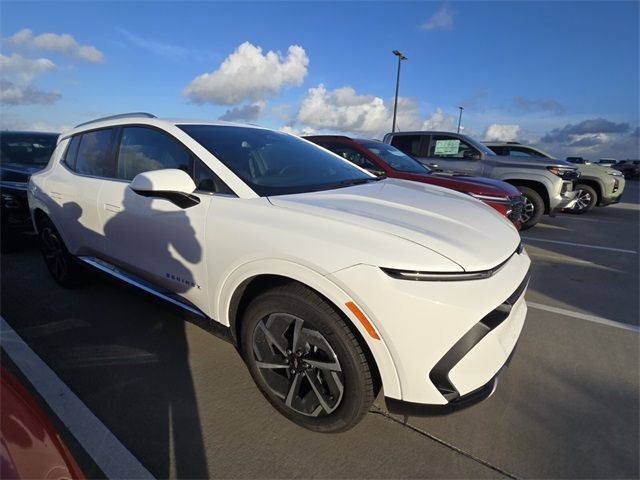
[
  {"left": 527, "top": 302, "right": 640, "bottom": 332},
  {"left": 522, "top": 236, "right": 638, "bottom": 254},
  {"left": 0, "top": 316, "right": 154, "bottom": 479}
]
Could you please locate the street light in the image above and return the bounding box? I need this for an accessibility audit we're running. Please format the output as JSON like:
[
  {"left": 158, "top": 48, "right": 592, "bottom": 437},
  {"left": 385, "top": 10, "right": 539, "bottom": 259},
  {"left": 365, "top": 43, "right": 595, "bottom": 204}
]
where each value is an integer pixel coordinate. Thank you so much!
[
  {"left": 392, "top": 49, "right": 407, "bottom": 133},
  {"left": 457, "top": 106, "right": 464, "bottom": 133}
]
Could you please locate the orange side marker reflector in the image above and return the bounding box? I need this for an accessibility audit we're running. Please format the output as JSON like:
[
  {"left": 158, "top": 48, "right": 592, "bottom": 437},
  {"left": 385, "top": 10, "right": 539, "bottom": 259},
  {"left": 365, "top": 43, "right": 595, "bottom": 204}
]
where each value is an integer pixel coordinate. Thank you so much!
[{"left": 345, "top": 301, "right": 380, "bottom": 340}]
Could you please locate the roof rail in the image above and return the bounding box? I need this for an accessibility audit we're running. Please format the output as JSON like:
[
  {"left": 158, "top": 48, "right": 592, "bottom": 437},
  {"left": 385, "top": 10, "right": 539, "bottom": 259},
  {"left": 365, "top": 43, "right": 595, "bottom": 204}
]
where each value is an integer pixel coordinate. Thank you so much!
[{"left": 74, "top": 112, "right": 156, "bottom": 128}]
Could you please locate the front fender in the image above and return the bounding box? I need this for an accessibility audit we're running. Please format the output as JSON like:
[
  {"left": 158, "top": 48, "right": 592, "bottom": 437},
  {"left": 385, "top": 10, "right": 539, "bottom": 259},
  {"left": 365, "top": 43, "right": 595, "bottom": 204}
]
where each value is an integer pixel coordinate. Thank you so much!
[{"left": 216, "top": 258, "right": 402, "bottom": 399}]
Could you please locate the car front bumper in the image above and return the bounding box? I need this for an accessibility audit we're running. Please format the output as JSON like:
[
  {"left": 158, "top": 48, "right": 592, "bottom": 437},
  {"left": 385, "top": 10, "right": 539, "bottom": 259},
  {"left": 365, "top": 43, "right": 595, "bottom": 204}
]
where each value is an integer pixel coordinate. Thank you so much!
[
  {"left": 600, "top": 176, "right": 626, "bottom": 206},
  {"left": 550, "top": 181, "right": 578, "bottom": 214},
  {"left": 329, "top": 246, "right": 531, "bottom": 407}
]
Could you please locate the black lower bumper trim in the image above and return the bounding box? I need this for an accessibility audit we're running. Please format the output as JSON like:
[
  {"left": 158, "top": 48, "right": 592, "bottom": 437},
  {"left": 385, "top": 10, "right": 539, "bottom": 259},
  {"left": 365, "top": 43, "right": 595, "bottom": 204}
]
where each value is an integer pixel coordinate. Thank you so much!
[{"left": 385, "top": 345, "right": 517, "bottom": 417}]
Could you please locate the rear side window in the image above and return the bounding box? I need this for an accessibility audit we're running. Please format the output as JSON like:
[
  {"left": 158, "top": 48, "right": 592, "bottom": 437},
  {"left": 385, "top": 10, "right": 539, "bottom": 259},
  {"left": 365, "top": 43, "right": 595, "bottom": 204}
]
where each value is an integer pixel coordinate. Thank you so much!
[
  {"left": 75, "top": 128, "right": 117, "bottom": 177},
  {"left": 390, "top": 135, "right": 424, "bottom": 157},
  {"left": 488, "top": 145, "right": 507, "bottom": 156},
  {"left": 117, "top": 127, "right": 191, "bottom": 180},
  {"left": 63, "top": 135, "right": 81, "bottom": 169}
]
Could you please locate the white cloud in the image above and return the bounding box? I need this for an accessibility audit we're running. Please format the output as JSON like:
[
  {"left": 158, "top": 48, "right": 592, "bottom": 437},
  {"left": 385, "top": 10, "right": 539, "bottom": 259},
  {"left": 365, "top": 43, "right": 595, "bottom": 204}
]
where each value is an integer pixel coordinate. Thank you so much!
[
  {"left": 294, "top": 84, "right": 457, "bottom": 137},
  {"left": 218, "top": 101, "right": 266, "bottom": 121},
  {"left": 0, "top": 54, "right": 59, "bottom": 105},
  {"left": 0, "top": 79, "right": 61, "bottom": 105},
  {"left": 483, "top": 124, "right": 521, "bottom": 141},
  {"left": 0, "top": 53, "right": 55, "bottom": 82},
  {"left": 421, "top": 4, "right": 455, "bottom": 31},
  {"left": 279, "top": 125, "right": 317, "bottom": 136},
  {"left": 9, "top": 28, "right": 103, "bottom": 63},
  {"left": 183, "top": 42, "right": 309, "bottom": 105},
  {"left": 116, "top": 28, "right": 186, "bottom": 59}
]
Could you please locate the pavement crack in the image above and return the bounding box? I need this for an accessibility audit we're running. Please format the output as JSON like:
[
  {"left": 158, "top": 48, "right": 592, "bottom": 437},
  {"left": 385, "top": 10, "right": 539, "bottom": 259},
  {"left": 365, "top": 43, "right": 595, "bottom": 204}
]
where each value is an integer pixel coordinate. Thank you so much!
[{"left": 369, "top": 404, "right": 521, "bottom": 480}]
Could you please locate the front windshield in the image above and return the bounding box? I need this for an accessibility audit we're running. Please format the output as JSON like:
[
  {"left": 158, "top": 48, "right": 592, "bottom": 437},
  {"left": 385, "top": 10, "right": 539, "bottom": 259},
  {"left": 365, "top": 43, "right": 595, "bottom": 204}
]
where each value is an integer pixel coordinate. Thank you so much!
[
  {"left": 0, "top": 133, "right": 58, "bottom": 166},
  {"left": 360, "top": 142, "right": 429, "bottom": 174},
  {"left": 179, "top": 125, "right": 375, "bottom": 196},
  {"left": 461, "top": 135, "right": 497, "bottom": 156}
]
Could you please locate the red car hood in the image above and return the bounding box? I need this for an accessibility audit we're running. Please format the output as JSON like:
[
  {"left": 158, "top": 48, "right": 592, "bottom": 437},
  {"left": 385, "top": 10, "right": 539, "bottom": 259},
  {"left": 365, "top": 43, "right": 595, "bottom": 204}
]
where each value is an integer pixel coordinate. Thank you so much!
[{"left": 395, "top": 171, "right": 520, "bottom": 197}]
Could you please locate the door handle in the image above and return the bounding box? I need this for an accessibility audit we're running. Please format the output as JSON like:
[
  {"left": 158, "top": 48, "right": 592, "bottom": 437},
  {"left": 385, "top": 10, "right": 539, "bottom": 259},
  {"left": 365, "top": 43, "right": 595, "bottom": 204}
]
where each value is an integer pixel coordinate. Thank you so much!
[{"left": 104, "top": 203, "right": 122, "bottom": 213}]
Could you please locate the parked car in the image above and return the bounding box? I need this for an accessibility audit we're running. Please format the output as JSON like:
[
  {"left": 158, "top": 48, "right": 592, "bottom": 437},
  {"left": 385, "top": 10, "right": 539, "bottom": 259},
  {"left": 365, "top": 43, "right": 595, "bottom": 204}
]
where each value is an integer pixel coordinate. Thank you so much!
[
  {"left": 304, "top": 135, "right": 524, "bottom": 228},
  {"left": 612, "top": 160, "right": 639, "bottom": 179},
  {"left": 1, "top": 368, "right": 84, "bottom": 479},
  {"left": 29, "top": 113, "right": 530, "bottom": 432},
  {"left": 597, "top": 158, "right": 618, "bottom": 167},
  {"left": 485, "top": 142, "right": 625, "bottom": 213},
  {"left": 1, "top": 131, "right": 59, "bottom": 251},
  {"left": 383, "top": 131, "right": 578, "bottom": 230}
]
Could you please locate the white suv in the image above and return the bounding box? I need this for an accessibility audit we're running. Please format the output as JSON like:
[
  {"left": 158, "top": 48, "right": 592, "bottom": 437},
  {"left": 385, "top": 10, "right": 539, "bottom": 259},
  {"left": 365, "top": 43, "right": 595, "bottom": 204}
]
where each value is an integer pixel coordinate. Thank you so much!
[{"left": 28, "top": 113, "right": 530, "bottom": 432}]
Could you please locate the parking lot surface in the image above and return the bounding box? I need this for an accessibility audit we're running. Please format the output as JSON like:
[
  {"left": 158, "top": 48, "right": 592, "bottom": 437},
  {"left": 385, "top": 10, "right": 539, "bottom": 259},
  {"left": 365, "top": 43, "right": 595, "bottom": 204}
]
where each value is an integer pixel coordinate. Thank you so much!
[{"left": 1, "top": 181, "right": 638, "bottom": 479}]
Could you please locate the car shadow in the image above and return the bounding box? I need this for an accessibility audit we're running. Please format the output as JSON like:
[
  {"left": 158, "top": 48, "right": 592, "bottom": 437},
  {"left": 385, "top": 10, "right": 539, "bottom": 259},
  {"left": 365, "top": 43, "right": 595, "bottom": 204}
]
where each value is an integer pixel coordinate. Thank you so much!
[{"left": 9, "top": 188, "right": 211, "bottom": 478}]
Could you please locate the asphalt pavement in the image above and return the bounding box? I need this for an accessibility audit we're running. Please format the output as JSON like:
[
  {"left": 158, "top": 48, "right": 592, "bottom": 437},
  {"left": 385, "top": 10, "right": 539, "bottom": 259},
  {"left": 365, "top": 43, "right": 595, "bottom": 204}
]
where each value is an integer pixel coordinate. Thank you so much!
[{"left": 1, "top": 181, "right": 638, "bottom": 479}]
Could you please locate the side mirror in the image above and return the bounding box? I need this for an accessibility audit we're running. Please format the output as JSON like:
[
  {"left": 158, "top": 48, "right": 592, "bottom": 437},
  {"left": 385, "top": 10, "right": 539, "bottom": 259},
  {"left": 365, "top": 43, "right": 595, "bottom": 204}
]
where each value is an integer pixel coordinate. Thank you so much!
[
  {"left": 129, "top": 169, "right": 200, "bottom": 209},
  {"left": 463, "top": 150, "right": 481, "bottom": 160}
]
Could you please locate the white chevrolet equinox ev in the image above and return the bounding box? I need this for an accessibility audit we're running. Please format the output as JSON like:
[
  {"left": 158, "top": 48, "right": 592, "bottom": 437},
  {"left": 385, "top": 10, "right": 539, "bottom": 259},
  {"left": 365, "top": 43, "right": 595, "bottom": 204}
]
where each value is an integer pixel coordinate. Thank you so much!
[{"left": 28, "top": 113, "right": 530, "bottom": 432}]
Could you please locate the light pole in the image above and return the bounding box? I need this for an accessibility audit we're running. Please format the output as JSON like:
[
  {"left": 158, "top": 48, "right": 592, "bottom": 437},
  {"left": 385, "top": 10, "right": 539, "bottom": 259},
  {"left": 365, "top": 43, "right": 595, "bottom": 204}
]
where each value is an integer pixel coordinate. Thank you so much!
[
  {"left": 392, "top": 49, "right": 407, "bottom": 133},
  {"left": 457, "top": 106, "right": 464, "bottom": 133}
]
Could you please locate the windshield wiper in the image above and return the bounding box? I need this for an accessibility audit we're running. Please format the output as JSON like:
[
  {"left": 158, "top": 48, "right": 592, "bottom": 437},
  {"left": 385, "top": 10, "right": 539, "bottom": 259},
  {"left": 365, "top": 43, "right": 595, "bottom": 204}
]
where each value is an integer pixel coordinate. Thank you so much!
[{"left": 339, "top": 176, "right": 384, "bottom": 186}]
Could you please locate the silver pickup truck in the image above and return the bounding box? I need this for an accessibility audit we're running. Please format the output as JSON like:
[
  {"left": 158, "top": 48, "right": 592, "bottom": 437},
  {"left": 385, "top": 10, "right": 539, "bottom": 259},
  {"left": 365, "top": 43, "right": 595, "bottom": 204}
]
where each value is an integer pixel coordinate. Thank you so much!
[{"left": 383, "top": 131, "right": 578, "bottom": 229}]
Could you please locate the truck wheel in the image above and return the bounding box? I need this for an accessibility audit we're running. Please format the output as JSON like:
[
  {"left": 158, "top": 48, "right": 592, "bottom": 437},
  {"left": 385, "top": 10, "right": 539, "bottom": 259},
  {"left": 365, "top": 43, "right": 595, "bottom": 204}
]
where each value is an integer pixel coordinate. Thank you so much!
[
  {"left": 517, "top": 187, "right": 544, "bottom": 230},
  {"left": 570, "top": 184, "right": 598, "bottom": 214},
  {"left": 38, "top": 217, "right": 84, "bottom": 287},
  {"left": 240, "top": 283, "right": 376, "bottom": 433}
]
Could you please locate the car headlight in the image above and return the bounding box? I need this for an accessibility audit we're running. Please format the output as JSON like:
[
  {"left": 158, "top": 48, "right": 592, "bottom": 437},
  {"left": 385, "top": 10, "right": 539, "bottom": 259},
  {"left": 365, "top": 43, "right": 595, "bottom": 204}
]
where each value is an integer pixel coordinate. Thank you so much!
[
  {"left": 608, "top": 170, "right": 624, "bottom": 177},
  {"left": 547, "top": 166, "right": 579, "bottom": 179},
  {"left": 468, "top": 192, "right": 511, "bottom": 203}
]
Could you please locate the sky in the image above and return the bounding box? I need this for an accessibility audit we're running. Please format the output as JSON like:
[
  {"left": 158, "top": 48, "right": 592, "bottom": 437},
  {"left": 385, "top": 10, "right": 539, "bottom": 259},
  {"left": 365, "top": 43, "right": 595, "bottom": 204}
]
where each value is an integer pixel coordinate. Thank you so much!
[{"left": 1, "top": 0, "right": 638, "bottom": 159}]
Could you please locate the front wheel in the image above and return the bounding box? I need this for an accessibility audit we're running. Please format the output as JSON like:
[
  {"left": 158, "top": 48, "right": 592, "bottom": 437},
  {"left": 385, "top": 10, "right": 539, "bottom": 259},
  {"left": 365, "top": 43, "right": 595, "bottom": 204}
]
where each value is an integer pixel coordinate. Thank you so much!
[
  {"left": 240, "top": 283, "right": 376, "bottom": 433},
  {"left": 569, "top": 183, "right": 598, "bottom": 214},
  {"left": 517, "top": 186, "right": 544, "bottom": 230}
]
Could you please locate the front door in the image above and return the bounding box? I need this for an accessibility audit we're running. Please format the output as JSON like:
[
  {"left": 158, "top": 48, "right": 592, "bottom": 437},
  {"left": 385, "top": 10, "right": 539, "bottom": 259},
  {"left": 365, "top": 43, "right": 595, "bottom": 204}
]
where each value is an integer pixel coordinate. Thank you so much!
[
  {"left": 98, "top": 126, "right": 214, "bottom": 312},
  {"left": 425, "top": 134, "right": 484, "bottom": 176}
]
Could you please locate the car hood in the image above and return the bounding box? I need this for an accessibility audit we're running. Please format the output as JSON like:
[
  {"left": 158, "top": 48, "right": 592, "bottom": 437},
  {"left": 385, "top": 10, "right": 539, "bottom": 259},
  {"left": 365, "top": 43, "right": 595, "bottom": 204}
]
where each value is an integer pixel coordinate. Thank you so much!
[
  {"left": 486, "top": 155, "right": 576, "bottom": 169},
  {"left": 269, "top": 178, "right": 520, "bottom": 272},
  {"left": 419, "top": 172, "right": 521, "bottom": 196},
  {"left": 0, "top": 163, "right": 43, "bottom": 183}
]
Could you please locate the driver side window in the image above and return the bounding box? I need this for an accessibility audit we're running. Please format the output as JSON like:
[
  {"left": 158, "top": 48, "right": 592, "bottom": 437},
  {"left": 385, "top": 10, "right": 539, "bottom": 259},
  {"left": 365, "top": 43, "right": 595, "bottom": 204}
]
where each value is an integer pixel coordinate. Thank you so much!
[{"left": 429, "top": 136, "right": 477, "bottom": 159}]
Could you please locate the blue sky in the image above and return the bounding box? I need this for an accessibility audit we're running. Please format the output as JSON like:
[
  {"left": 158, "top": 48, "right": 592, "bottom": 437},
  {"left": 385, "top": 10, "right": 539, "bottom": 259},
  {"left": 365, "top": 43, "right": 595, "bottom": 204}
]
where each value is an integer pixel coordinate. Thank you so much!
[{"left": 1, "top": 0, "right": 638, "bottom": 159}]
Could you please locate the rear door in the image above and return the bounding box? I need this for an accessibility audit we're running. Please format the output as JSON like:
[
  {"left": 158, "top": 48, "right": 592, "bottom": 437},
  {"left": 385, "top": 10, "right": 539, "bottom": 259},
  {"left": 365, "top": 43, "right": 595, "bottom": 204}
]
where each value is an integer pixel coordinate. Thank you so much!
[{"left": 46, "top": 128, "right": 118, "bottom": 256}]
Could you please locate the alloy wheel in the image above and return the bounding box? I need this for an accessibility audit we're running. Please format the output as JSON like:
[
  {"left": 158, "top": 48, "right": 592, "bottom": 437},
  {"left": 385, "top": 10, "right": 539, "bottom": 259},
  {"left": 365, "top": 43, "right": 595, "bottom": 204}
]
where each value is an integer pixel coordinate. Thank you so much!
[
  {"left": 251, "top": 312, "right": 344, "bottom": 417},
  {"left": 573, "top": 189, "right": 592, "bottom": 211},
  {"left": 41, "top": 226, "right": 67, "bottom": 280},
  {"left": 520, "top": 197, "right": 535, "bottom": 224}
]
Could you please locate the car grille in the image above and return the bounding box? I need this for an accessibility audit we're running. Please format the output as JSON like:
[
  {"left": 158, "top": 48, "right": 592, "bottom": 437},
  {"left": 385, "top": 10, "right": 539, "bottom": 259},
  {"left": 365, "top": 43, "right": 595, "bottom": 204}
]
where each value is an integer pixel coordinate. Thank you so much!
[{"left": 507, "top": 195, "right": 525, "bottom": 223}]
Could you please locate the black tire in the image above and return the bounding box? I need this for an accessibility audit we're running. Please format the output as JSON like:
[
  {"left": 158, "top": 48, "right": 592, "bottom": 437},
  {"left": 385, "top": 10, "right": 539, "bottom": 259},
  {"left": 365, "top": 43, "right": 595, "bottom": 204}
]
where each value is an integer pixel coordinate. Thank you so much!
[
  {"left": 569, "top": 183, "right": 598, "bottom": 214},
  {"left": 517, "top": 186, "right": 544, "bottom": 230},
  {"left": 38, "top": 217, "right": 84, "bottom": 287},
  {"left": 240, "top": 283, "right": 376, "bottom": 433}
]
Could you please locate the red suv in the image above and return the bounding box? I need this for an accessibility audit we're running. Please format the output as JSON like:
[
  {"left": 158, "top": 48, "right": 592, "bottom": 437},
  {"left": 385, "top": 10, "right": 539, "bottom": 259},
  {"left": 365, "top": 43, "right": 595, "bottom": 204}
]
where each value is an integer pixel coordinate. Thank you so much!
[{"left": 305, "top": 136, "right": 524, "bottom": 227}]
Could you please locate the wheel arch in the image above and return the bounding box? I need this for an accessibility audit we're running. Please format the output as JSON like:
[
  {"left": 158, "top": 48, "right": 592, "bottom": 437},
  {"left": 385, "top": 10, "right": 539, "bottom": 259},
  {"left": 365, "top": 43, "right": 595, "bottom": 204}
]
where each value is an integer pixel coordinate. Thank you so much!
[
  {"left": 217, "top": 260, "right": 401, "bottom": 399},
  {"left": 575, "top": 178, "right": 603, "bottom": 204},
  {"left": 504, "top": 179, "right": 550, "bottom": 214}
]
